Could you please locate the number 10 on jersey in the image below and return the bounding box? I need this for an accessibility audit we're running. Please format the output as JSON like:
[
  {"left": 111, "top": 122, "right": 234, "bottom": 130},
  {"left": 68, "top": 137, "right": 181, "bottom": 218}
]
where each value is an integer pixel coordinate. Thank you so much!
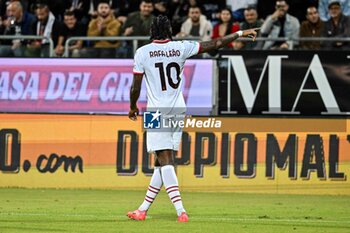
[{"left": 155, "top": 62, "right": 181, "bottom": 91}]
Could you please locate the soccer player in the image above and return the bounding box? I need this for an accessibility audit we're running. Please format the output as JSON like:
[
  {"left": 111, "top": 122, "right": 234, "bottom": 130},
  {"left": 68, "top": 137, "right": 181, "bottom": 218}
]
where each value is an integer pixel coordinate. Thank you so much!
[{"left": 127, "top": 15, "right": 258, "bottom": 222}]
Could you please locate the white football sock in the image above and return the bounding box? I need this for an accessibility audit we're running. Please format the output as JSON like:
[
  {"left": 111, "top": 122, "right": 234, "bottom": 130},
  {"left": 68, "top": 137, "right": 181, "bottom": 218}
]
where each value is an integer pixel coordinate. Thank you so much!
[
  {"left": 138, "top": 167, "right": 162, "bottom": 211},
  {"left": 161, "top": 165, "right": 186, "bottom": 216}
]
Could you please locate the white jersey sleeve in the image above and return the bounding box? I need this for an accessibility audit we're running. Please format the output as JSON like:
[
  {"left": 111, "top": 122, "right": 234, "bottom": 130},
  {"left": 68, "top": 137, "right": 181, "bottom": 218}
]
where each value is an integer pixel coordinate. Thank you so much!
[
  {"left": 133, "top": 49, "right": 144, "bottom": 74},
  {"left": 181, "top": 41, "right": 201, "bottom": 59}
]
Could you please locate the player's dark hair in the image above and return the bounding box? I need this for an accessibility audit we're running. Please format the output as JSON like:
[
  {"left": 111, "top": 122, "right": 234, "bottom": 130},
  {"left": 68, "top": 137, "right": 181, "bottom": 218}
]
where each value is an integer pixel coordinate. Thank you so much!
[{"left": 150, "top": 15, "right": 173, "bottom": 40}]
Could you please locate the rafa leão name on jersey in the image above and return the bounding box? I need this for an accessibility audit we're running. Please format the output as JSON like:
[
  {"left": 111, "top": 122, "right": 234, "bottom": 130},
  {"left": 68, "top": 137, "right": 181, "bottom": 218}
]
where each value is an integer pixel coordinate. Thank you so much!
[{"left": 149, "top": 49, "right": 181, "bottom": 58}]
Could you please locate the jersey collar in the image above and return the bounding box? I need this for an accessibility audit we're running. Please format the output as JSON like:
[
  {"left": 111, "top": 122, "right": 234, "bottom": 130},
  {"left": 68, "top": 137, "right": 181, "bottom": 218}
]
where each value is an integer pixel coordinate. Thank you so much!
[{"left": 152, "top": 39, "right": 171, "bottom": 44}]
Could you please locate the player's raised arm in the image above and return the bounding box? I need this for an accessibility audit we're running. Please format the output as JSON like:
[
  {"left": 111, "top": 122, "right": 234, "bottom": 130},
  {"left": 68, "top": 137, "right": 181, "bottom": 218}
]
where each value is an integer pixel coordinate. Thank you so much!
[
  {"left": 198, "top": 28, "right": 260, "bottom": 54},
  {"left": 129, "top": 73, "right": 143, "bottom": 121}
]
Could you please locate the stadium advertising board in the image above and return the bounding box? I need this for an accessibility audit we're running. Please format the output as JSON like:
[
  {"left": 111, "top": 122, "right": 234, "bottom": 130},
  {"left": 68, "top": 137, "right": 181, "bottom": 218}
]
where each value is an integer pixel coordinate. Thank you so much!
[
  {"left": 0, "top": 114, "right": 349, "bottom": 195},
  {"left": 218, "top": 51, "right": 350, "bottom": 116},
  {"left": 0, "top": 59, "right": 213, "bottom": 115}
]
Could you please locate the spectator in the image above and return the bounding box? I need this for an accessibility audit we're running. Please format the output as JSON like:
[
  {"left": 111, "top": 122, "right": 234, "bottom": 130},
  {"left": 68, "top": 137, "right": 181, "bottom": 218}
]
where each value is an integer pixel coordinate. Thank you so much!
[
  {"left": 319, "top": 0, "right": 350, "bottom": 21},
  {"left": 257, "top": 0, "right": 319, "bottom": 22},
  {"left": 260, "top": 0, "right": 300, "bottom": 50},
  {"left": 1, "top": 0, "right": 34, "bottom": 17},
  {"left": 235, "top": 6, "right": 263, "bottom": 50},
  {"left": 55, "top": 10, "right": 85, "bottom": 57},
  {"left": 212, "top": 7, "right": 240, "bottom": 49},
  {"left": 25, "top": 3, "right": 61, "bottom": 57},
  {"left": 85, "top": 0, "right": 118, "bottom": 22},
  {"left": 122, "top": 0, "right": 154, "bottom": 49},
  {"left": 226, "top": 0, "right": 257, "bottom": 22},
  {"left": 0, "top": 1, "right": 34, "bottom": 56},
  {"left": 288, "top": 0, "right": 319, "bottom": 22},
  {"left": 34, "top": 0, "right": 67, "bottom": 21},
  {"left": 321, "top": 0, "right": 350, "bottom": 50},
  {"left": 168, "top": 0, "right": 199, "bottom": 36},
  {"left": 299, "top": 6, "right": 324, "bottom": 49},
  {"left": 80, "top": 0, "right": 121, "bottom": 58},
  {"left": 64, "top": 0, "right": 118, "bottom": 25},
  {"left": 176, "top": 5, "right": 212, "bottom": 41}
]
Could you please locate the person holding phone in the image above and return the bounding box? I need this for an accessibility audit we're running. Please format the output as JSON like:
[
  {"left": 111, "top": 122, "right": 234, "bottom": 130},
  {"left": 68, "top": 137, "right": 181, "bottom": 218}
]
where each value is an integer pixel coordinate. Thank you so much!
[
  {"left": 260, "top": 0, "right": 300, "bottom": 50},
  {"left": 0, "top": 1, "right": 35, "bottom": 57}
]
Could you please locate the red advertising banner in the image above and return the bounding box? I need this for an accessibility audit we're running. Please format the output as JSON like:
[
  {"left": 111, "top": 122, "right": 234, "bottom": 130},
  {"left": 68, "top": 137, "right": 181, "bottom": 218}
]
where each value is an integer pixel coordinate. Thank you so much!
[{"left": 0, "top": 59, "right": 213, "bottom": 115}]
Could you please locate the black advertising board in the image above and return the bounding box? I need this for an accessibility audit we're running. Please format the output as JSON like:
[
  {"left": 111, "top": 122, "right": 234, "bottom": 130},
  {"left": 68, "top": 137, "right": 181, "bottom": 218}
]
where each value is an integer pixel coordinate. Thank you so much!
[{"left": 218, "top": 51, "right": 350, "bottom": 116}]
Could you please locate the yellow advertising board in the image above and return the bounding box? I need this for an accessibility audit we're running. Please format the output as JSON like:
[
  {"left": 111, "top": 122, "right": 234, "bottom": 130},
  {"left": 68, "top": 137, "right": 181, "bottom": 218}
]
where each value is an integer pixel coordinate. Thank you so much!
[{"left": 0, "top": 114, "right": 349, "bottom": 195}]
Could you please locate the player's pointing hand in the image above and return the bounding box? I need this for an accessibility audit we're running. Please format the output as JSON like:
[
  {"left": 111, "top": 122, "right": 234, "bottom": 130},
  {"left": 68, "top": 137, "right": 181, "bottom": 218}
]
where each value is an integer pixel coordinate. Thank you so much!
[{"left": 242, "top": 28, "right": 260, "bottom": 41}]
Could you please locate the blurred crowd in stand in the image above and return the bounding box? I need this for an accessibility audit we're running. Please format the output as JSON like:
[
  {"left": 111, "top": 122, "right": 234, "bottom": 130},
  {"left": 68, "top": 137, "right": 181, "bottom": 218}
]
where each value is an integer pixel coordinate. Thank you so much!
[{"left": 0, "top": 0, "right": 349, "bottom": 58}]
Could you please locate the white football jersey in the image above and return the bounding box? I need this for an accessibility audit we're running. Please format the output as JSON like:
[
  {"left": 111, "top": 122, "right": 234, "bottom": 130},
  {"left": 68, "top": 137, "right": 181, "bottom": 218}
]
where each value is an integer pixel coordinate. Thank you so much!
[{"left": 133, "top": 40, "right": 200, "bottom": 114}]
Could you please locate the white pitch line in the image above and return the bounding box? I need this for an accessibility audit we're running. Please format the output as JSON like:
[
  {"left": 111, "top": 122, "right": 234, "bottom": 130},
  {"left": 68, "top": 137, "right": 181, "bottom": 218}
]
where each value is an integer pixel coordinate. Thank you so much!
[{"left": 0, "top": 212, "right": 350, "bottom": 225}]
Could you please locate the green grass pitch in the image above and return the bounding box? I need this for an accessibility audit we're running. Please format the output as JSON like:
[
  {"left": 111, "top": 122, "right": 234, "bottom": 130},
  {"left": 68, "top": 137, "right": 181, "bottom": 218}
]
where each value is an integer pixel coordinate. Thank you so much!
[{"left": 0, "top": 188, "right": 349, "bottom": 233}]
